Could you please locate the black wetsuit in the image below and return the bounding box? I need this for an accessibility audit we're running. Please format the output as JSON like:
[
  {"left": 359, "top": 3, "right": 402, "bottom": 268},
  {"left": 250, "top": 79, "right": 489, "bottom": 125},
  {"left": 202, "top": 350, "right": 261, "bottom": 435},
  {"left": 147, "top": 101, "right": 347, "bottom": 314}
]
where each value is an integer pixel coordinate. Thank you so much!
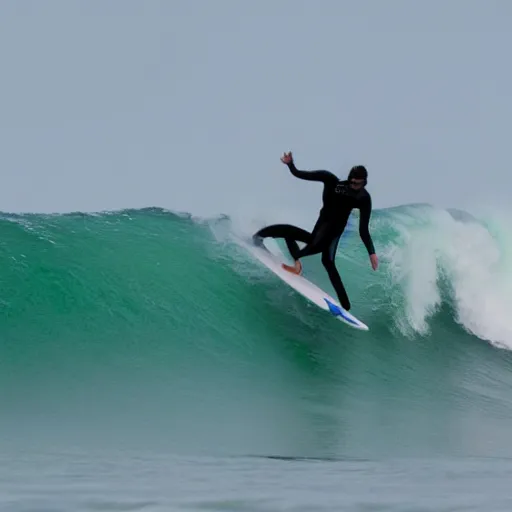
[{"left": 253, "top": 161, "right": 375, "bottom": 311}]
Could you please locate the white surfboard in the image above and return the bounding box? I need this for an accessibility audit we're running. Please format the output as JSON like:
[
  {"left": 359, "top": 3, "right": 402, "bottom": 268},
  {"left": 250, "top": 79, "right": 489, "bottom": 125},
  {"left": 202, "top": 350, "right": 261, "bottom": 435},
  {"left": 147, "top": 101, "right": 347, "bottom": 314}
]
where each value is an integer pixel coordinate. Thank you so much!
[{"left": 235, "top": 236, "right": 369, "bottom": 331}]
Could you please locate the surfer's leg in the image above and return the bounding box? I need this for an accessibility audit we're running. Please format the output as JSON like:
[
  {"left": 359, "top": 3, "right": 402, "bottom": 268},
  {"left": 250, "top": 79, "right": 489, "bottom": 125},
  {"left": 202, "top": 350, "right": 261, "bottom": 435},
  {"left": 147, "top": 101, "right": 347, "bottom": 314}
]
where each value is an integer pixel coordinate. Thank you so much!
[
  {"left": 321, "top": 234, "right": 351, "bottom": 311},
  {"left": 293, "top": 220, "right": 331, "bottom": 258},
  {"left": 253, "top": 224, "right": 312, "bottom": 260},
  {"left": 281, "top": 221, "right": 331, "bottom": 275}
]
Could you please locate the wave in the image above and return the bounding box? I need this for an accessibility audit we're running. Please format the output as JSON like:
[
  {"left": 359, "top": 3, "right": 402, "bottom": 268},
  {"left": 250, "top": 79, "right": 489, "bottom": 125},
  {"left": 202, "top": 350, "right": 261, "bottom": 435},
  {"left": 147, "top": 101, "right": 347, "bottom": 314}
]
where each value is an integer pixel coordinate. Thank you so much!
[{"left": 1, "top": 203, "right": 512, "bottom": 458}]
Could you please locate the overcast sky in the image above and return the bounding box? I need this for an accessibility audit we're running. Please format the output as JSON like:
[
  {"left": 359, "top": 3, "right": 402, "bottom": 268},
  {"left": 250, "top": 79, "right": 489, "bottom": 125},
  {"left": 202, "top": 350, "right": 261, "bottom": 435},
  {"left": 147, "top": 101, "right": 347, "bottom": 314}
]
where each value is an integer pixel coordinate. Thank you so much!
[{"left": 0, "top": 0, "right": 510, "bottom": 224}]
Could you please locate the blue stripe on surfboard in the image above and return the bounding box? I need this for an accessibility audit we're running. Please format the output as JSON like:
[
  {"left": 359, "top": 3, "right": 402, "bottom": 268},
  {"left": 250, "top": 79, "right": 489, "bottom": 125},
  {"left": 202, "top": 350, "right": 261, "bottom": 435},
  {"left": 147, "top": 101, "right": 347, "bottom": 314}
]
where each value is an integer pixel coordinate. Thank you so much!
[{"left": 324, "top": 298, "right": 360, "bottom": 326}]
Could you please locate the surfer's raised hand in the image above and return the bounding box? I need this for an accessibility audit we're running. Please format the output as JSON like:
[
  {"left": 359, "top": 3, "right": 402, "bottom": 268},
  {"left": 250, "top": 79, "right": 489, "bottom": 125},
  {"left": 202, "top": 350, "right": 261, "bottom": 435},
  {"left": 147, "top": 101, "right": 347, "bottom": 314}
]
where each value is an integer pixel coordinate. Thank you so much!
[
  {"left": 370, "top": 253, "right": 378, "bottom": 271},
  {"left": 280, "top": 151, "right": 293, "bottom": 164}
]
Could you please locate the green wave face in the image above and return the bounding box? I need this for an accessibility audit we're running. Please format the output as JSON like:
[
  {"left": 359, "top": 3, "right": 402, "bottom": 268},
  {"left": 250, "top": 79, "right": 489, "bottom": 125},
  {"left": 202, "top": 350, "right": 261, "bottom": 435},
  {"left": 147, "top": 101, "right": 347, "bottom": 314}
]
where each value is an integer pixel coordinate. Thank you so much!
[{"left": 1, "top": 205, "right": 512, "bottom": 460}]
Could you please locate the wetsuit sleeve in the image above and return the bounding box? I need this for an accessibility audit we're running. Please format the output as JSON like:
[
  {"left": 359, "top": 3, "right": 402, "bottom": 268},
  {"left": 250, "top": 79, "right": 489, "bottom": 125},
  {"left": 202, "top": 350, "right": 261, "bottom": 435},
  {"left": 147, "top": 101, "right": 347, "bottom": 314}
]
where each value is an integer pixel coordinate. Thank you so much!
[
  {"left": 287, "top": 161, "right": 338, "bottom": 184},
  {"left": 358, "top": 195, "right": 376, "bottom": 255}
]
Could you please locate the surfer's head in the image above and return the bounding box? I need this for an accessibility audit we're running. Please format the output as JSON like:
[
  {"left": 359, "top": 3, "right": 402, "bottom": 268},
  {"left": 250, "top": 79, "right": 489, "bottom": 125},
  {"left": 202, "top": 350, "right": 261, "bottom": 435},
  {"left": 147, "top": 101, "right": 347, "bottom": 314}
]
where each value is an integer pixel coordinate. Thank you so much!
[{"left": 348, "top": 165, "right": 367, "bottom": 189}]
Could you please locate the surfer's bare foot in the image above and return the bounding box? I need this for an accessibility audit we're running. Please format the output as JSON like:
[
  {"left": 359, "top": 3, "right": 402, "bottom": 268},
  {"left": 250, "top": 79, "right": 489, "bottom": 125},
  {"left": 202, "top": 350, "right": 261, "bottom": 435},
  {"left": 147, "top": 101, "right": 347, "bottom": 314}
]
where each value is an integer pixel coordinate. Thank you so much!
[{"left": 282, "top": 260, "right": 302, "bottom": 275}]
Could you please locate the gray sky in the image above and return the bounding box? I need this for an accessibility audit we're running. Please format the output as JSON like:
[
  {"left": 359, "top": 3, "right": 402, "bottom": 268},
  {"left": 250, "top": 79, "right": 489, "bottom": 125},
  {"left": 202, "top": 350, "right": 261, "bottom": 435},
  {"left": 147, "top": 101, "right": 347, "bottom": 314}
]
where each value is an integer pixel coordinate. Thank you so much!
[{"left": 1, "top": 0, "right": 510, "bottom": 225}]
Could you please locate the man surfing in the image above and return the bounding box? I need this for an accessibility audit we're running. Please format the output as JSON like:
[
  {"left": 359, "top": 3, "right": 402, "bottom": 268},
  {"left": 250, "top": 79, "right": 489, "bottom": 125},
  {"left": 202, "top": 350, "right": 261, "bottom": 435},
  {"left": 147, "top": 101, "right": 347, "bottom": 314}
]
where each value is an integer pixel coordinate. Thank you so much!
[{"left": 252, "top": 151, "right": 378, "bottom": 312}]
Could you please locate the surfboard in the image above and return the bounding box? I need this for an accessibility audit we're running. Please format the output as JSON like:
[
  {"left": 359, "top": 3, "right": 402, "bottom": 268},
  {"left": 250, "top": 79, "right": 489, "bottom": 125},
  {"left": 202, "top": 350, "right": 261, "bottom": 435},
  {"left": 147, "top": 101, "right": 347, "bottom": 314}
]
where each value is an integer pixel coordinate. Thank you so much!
[{"left": 235, "top": 236, "right": 369, "bottom": 331}]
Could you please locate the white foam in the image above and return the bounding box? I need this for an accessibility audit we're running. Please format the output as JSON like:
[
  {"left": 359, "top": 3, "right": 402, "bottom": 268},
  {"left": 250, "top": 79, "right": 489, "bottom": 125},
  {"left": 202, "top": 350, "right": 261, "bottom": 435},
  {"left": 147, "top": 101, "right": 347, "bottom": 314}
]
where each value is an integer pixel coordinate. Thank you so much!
[{"left": 385, "top": 206, "right": 512, "bottom": 349}]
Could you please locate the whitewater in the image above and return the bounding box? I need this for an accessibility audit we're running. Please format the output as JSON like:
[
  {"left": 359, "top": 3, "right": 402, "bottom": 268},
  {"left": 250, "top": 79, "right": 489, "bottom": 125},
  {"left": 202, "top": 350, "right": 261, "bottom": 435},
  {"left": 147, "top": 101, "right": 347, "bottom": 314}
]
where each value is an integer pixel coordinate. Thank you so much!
[{"left": 2, "top": 202, "right": 512, "bottom": 511}]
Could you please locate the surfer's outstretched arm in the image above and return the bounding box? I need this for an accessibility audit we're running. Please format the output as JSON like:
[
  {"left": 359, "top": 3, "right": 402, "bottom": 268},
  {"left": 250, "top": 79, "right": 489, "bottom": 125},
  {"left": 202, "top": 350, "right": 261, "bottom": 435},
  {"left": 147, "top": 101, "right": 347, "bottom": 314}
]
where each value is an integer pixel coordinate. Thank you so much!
[
  {"left": 286, "top": 161, "right": 338, "bottom": 184},
  {"left": 281, "top": 151, "right": 338, "bottom": 184}
]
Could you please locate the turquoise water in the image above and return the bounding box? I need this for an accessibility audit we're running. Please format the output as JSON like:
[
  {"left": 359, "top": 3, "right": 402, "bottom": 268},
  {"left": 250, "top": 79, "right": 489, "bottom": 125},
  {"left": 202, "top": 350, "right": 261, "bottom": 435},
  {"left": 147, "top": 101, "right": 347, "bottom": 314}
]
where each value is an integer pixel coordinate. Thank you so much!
[{"left": 2, "top": 204, "right": 512, "bottom": 510}]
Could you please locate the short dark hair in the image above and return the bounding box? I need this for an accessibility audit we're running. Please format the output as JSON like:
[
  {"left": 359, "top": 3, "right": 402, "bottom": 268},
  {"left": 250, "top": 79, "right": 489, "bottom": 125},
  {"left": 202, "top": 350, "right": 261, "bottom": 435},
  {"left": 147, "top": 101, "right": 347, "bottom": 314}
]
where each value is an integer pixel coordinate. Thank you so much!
[{"left": 348, "top": 165, "right": 368, "bottom": 180}]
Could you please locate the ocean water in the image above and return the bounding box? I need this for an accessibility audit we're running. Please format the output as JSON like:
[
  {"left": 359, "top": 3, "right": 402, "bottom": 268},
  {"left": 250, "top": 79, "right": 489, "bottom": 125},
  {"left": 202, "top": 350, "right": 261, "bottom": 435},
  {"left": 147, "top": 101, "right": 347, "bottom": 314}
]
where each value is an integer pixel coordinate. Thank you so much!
[{"left": 2, "top": 204, "right": 512, "bottom": 511}]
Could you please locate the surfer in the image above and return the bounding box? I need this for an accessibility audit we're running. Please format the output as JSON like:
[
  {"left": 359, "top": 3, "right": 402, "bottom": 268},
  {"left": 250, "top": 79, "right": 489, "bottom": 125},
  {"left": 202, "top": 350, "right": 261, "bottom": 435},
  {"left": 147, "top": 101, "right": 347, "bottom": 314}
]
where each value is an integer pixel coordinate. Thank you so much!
[{"left": 252, "top": 151, "right": 378, "bottom": 311}]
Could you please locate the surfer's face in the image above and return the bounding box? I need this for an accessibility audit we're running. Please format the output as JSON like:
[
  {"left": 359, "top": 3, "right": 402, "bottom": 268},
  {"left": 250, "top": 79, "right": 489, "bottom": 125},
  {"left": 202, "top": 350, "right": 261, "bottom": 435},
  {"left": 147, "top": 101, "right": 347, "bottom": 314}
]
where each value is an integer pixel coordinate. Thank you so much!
[{"left": 349, "top": 178, "right": 365, "bottom": 190}]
